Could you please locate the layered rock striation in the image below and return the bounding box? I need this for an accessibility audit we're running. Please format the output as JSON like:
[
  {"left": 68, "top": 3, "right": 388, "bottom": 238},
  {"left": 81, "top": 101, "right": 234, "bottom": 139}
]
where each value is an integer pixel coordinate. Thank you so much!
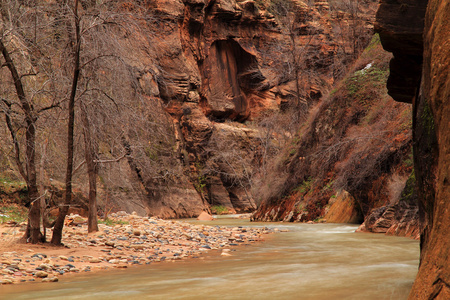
[{"left": 122, "top": 0, "right": 373, "bottom": 217}]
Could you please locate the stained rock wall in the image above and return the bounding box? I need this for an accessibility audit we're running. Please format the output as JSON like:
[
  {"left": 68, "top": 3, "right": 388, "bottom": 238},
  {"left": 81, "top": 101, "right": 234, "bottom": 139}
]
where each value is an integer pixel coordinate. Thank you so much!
[
  {"left": 374, "top": 0, "right": 449, "bottom": 297},
  {"left": 128, "top": 0, "right": 369, "bottom": 217},
  {"left": 410, "top": 0, "right": 450, "bottom": 298}
]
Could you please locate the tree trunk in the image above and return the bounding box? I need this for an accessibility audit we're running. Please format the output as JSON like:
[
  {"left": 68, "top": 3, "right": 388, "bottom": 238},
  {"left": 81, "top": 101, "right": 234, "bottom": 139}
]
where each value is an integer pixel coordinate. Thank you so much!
[
  {"left": 26, "top": 119, "right": 43, "bottom": 243},
  {"left": 81, "top": 102, "right": 99, "bottom": 233},
  {"left": 289, "top": 30, "right": 302, "bottom": 110},
  {"left": 51, "top": 0, "right": 81, "bottom": 245},
  {"left": 0, "top": 39, "right": 43, "bottom": 243}
]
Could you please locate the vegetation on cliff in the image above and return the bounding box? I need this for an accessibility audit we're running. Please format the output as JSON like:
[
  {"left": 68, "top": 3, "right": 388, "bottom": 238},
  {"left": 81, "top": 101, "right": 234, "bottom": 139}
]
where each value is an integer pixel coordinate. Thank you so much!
[{"left": 252, "top": 34, "right": 416, "bottom": 236}]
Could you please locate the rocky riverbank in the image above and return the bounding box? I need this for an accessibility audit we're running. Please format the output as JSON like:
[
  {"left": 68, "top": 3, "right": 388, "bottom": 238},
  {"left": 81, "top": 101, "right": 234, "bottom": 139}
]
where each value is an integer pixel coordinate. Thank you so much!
[{"left": 0, "top": 212, "right": 272, "bottom": 285}]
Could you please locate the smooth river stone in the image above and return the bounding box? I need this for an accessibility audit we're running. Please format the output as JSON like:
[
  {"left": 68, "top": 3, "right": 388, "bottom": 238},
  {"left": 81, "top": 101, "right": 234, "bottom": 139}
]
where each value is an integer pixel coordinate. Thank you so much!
[
  {"left": 42, "top": 277, "right": 58, "bottom": 282},
  {"left": 0, "top": 279, "right": 13, "bottom": 284},
  {"left": 35, "top": 271, "right": 48, "bottom": 278}
]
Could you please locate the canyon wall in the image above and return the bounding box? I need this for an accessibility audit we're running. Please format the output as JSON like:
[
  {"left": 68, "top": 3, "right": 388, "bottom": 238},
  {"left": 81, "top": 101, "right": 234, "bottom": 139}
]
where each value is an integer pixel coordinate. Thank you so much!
[
  {"left": 0, "top": 0, "right": 344, "bottom": 218},
  {"left": 113, "top": 0, "right": 375, "bottom": 217},
  {"left": 375, "top": 0, "right": 449, "bottom": 298},
  {"left": 412, "top": 0, "right": 449, "bottom": 298},
  {"left": 0, "top": 0, "right": 379, "bottom": 219},
  {"left": 251, "top": 37, "right": 416, "bottom": 238}
]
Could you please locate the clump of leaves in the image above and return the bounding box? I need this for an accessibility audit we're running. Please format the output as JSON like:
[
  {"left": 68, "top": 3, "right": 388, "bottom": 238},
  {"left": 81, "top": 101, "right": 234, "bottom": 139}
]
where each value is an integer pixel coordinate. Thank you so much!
[
  {"left": 0, "top": 204, "right": 28, "bottom": 224},
  {"left": 211, "top": 205, "right": 229, "bottom": 215},
  {"left": 293, "top": 177, "right": 313, "bottom": 194},
  {"left": 0, "top": 175, "right": 27, "bottom": 194}
]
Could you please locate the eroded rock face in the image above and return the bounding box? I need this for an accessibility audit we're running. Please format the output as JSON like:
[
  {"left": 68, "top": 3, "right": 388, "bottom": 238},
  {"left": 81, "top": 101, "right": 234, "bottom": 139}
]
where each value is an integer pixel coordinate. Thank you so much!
[
  {"left": 409, "top": 0, "right": 450, "bottom": 298},
  {"left": 106, "top": 0, "right": 376, "bottom": 217},
  {"left": 141, "top": 0, "right": 359, "bottom": 215},
  {"left": 375, "top": 0, "right": 450, "bottom": 297},
  {"left": 359, "top": 171, "right": 420, "bottom": 239},
  {"left": 201, "top": 39, "right": 257, "bottom": 120},
  {"left": 358, "top": 203, "right": 420, "bottom": 238},
  {"left": 375, "top": 0, "right": 428, "bottom": 103}
]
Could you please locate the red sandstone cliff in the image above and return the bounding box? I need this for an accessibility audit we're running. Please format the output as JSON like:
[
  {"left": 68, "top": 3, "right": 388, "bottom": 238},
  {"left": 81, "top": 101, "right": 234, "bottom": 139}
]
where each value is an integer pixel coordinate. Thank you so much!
[
  {"left": 372, "top": 0, "right": 449, "bottom": 297},
  {"left": 411, "top": 0, "right": 449, "bottom": 298},
  {"left": 0, "top": 0, "right": 376, "bottom": 218},
  {"left": 125, "top": 0, "right": 376, "bottom": 217}
]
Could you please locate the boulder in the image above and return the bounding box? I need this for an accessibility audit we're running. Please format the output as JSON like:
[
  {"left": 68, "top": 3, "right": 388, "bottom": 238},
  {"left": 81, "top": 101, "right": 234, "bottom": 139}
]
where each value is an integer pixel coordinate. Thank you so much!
[
  {"left": 324, "top": 191, "right": 361, "bottom": 224},
  {"left": 197, "top": 211, "right": 214, "bottom": 221}
]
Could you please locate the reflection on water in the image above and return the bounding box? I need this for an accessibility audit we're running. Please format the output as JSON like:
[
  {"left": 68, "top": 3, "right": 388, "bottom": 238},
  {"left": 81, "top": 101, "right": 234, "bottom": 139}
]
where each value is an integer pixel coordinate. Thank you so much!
[{"left": 1, "top": 218, "right": 419, "bottom": 300}]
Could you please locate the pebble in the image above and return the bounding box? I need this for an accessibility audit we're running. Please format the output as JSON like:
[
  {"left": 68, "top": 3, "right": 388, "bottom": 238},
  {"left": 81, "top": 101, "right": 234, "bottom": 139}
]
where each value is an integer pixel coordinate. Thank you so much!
[{"left": 131, "top": 245, "right": 146, "bottom": 250}]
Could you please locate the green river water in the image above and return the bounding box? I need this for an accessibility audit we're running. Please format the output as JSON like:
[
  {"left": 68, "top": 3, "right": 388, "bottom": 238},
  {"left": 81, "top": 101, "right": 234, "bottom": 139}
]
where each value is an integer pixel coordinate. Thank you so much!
[{"left": 0, "top": 217, "right": 419, "bottom": 300}]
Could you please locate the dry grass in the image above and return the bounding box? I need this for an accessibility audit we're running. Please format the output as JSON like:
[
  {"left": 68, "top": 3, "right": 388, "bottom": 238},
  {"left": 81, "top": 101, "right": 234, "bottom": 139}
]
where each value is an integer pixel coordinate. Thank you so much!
[{"left": 253, "top": 34, "right": 414, "bottom": 221}]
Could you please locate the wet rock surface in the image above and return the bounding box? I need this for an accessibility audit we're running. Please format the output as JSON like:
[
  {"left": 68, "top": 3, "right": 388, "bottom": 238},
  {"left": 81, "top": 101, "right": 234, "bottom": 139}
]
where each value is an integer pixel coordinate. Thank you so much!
[{"left": 375, "top": 0, "right": 450, "bottom": 297}]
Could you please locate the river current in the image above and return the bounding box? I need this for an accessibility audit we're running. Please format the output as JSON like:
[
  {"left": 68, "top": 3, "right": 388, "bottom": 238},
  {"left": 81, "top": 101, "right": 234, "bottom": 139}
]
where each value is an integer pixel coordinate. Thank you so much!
[{"left": 1, "top": 217, "right": 419, "bottom": 300}]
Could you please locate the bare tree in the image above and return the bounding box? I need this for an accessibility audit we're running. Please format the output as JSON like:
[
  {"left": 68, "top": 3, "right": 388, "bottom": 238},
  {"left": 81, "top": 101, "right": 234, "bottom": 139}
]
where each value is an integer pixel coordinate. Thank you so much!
[
  {"left": 51, "top": 0, "right": 81, "bottom": 245},
  {"left": 267, "top": 0, "right": 320, "bottom": 112},
  {"left": 0, "top": 41, "right": 42, "bottom": 243},
  {"left": 80, "top": 100, "right": 98, "bottom": 232},
  {"left": 0, "top": 0, "right": 62, "bottom": 243},
  {"left": 50, "top": 0, "right": 142, "bottom": 242},
  {"left": 328, "top": 0, "right": 375, "bottom": 79}
]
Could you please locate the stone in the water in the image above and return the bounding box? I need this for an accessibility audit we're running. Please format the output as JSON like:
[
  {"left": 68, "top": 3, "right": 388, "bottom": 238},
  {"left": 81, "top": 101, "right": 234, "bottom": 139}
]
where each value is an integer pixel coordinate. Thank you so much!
[
  {"left": 115, "top": 265, "right": 127, "bottom": 268},
  {"left": 0, "top": 279, "right": 13, "bottom": 284},
  {"left": 197, "top": 212, "right": 214, "bottom": 221},
  {"left": 42, "top": 277, "right": 58, "bottom": 282}
]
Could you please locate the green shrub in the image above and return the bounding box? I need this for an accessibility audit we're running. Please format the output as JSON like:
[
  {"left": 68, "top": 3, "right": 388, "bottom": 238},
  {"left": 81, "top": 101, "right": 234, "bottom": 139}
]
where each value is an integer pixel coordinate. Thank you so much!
[
  {"left": 0, "top": 204, "right": 28, "bottom": 224},
  {"left": 98, "top": 219, "right": 129, "bottom": 226},
  {"left": 293, "top": 177, "right": 313, "bottom": 194},
  {"left": 211, "top": 205, "right": 229, "bottom": 215}
]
